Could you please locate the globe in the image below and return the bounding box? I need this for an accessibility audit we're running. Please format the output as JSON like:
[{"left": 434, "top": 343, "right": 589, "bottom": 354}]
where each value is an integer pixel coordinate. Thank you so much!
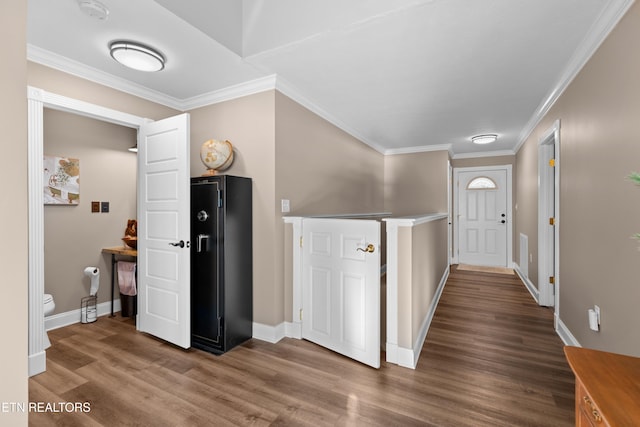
[{"left": 200, "top": 139, "right": 234, "bottom": 176}]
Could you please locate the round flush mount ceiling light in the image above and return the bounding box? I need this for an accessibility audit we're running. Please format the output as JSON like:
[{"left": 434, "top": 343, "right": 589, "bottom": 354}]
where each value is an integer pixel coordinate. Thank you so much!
[
  {"left": 471, "top": 134, "right": 498, "bottom": 145},
  {"left": 109, "top": 41, "right": 165, "bottom": 72},
  {"left": 77, "top": 0, "right": 109, "bottom": 20}
]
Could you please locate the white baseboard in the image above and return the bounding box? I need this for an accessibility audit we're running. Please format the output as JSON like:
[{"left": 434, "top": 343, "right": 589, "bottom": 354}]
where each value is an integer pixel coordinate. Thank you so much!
[
  {"left": 556, "top": 315, "right": 581, "bottom": 347},
  {"left": 252, "top": 321, "right": 286, "bottom": 344},
  {"left": 29, "top": 350, "right": 46, "bottom": 377},
  {"left": 396, "top": 265, "right": 450, "bottom": 369},
  {"left": 513, "top": 262, "right": 539, "bottom": 304},
  {"left": 285, "top": 321, "right": 302, "bottom": 339},
  {"left": 45, "top": 299, "right": 121, "bottom": 331}
]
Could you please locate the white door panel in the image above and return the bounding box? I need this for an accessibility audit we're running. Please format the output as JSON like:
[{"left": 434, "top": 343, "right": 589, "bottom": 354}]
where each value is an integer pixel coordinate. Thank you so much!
[
  {"left": 458, "top": 169, "right": 508, "bottom": 267},
  {"left": 138, "top": 113, "right": 191, "bottom": 349},
  {"left": 302, "top": 218, "right": 380, "bottom": 368}
]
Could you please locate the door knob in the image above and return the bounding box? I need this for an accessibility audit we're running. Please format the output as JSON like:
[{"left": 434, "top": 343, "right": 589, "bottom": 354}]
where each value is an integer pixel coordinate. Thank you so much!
[
  {"left": 357, "top": 244, "right": 375, "bottom": 253},
  {"left": 169, "top": 240, "right": 185, "bottom": 248}
]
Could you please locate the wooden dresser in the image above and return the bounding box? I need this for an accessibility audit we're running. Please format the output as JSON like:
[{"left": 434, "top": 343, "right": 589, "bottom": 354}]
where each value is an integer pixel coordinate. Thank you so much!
[{"left": 564, "top": 346, "right": 640, "bottom": 426}]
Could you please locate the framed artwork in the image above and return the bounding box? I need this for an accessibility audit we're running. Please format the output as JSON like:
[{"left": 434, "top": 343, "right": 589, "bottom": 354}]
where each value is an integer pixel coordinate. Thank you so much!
[{"left": 44, "top": 155, "right": 80, "bottom": 205}]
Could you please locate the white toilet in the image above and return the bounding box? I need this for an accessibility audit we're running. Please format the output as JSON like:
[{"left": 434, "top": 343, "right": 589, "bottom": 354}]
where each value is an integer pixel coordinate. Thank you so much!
[{"left": 43, "top": 293, "right": 55, "bottom": 349}]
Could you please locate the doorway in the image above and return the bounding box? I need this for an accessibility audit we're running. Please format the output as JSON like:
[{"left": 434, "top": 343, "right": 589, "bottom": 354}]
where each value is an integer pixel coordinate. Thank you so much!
[
  {"left": 453, "top": 165, "right": 513, "bottom": 268},
  {"left": 538, "top": 120, "right": 560, "bottom": 311},
  {"left": 27, "top": 87, "right": 147, "bottom": 375}
]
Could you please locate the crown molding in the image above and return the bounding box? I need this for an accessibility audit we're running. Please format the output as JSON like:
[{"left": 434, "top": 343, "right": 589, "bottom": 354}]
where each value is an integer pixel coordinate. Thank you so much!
[
  {"left": 514, "top": 0, "right": 635, "bottom": 154},
  {"left": 384, "top": 143, "right": 452, "bottom": 156},
  {"left": 451, "top": 149, "right": 516, "bottom": 160},
  {"left": 180, "top": 74, "right": 278, "bottom": 110},
  {"left": 27, "top": 44, "right": 184, "bottom": 110}
]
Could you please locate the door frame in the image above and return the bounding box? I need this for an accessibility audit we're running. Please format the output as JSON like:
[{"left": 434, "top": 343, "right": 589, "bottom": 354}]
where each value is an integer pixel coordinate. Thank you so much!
[
  {"left": 452, "top": 165, "right": 513, "bottom": 267},
  {"left": 27, "top": 86, "right": 147, "bottom": 376},
  {"left": 538, "top": 120, "right": 561, "bottom": 312}
]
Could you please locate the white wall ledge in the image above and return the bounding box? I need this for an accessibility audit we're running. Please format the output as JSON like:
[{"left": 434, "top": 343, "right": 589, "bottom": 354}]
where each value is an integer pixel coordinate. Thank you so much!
[{"left": 383, "top": 213, "right": 448, "bottom": 227}]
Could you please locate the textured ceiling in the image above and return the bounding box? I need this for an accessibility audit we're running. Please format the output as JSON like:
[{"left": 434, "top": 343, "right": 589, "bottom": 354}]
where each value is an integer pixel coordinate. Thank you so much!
[{"left": 27, "top": 0, "right": 633, "bottom": 156}]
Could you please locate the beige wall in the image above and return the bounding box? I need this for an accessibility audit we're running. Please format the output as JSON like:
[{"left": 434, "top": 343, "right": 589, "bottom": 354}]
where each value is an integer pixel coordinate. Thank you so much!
[
  {"left": 396, "top": 219, "right": 449, "bottom": 348},
  {"left": 274, "top": 92, "right": 385, "bottom": 216},
  {"left": 384, "top": 151, "right": 449, "bottom": 215},
  {"left": 275, "top": 92, "right": 385, "bottom": 322},
  {"left": 515, "top": 3, "right": 640, "bottom": 356},
  {"left": 189, "top": 91, "right": 279, "bottom": 325},
  {"left": 411, "top": 218, "right": 448, "bottom": 344},
  {"left": 28, "top": 63, "right": 179, "bottom": 120},
  {"left": 1, "top": 0, "right": 28, "bottom": 423},
  {"left": 44, "top": 110, "right": 137, "bottom": 313}
]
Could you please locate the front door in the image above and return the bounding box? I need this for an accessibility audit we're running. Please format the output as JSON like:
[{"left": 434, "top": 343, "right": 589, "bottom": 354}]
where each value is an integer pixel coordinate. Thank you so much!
[
  {"left": 302, "top": 218, "right": 380, "bottom": 368},
  {"left": 137, "top": 113, "right": 191, "bottom": 348},
  {"left": 456, "top": 167, "right": 509, "bottom": 267}
]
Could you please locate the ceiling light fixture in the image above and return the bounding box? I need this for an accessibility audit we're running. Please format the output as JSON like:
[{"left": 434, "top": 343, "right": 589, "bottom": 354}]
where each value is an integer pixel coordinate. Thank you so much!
[
  {"left": 109, "top": 41, "right": 165, "bottom": 72},
  {"left": 471, "top": 134, "right": 498, "bottom": 145}
]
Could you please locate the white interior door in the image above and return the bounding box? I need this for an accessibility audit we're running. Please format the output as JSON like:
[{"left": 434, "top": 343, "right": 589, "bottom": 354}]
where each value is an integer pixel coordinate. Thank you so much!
[
  {"left": 137, "top": 113, "right": 191, "bottom": 348},
  {"left": 457, "top": 168, "right": 508, "bottom": 267},
  {"left": 302, "top": 218, "right": 380, "bottom": 368}
]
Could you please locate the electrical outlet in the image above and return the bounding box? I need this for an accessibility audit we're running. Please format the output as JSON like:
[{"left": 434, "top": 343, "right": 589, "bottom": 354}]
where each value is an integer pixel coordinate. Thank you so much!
[
  {"left": 101, "top": 201, "right": 109, "bottom": 213},
  {"left": 91, "top": 201, "right": 100, "bottom": 213},
  {"left": 529, "top": 253, "right": 533, "bottom": 263}
]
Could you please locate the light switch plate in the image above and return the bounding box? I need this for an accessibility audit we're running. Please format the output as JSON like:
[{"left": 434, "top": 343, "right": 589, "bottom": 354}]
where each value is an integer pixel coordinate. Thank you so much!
[
  {"left": 101, "top": 201, "right": 109, "bottom": 213},
  {"left": 91, "top": 201, "right": 100, "bottom": 213}
]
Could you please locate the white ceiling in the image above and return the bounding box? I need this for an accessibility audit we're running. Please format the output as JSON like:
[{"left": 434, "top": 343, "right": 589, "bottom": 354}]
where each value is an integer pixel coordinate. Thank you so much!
[{"left": 27, "top": 0, "right": 633, "bottom": 157}]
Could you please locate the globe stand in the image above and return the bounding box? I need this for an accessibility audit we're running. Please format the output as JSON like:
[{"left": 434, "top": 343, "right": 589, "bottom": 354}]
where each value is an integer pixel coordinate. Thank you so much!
[{"left": 202, "top": 168, "right": 220, "bottom": 177}]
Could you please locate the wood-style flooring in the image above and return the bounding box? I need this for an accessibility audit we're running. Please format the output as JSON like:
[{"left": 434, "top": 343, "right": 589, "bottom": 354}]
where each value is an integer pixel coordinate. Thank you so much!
[{"left": 29, "top": 266, "right": 574, "bottom": 426}]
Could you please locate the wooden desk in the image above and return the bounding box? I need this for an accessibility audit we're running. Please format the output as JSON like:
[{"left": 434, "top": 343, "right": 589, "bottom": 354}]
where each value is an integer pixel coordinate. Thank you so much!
[
  {"left": 564, "top": 346, "right": 640, "bottom": 426},
  {"left": 102, "top": 246, "right": 137, "bottom": 317}
]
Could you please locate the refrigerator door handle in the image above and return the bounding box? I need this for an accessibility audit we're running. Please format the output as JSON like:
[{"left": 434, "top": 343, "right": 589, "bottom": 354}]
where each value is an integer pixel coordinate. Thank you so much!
[{"left": 197, "top": 234, "right": 210, "bottom": 253}]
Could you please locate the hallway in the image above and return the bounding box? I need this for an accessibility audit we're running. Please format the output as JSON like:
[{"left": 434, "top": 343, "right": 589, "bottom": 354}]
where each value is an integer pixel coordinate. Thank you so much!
[{"left": 29, "top": 265, "right": 574, "bottom": 426}]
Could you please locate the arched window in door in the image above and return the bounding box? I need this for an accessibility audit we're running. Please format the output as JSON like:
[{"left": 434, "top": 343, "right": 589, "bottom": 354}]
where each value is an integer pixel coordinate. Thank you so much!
[{"left": 467, "top": 176, "right": 497, "bottom": 190}]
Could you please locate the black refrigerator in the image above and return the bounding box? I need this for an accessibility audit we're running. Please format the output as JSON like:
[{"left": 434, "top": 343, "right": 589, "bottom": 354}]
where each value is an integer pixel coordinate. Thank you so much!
[{"left": 191, "top": 175, "right": 252, "bottom": 354}]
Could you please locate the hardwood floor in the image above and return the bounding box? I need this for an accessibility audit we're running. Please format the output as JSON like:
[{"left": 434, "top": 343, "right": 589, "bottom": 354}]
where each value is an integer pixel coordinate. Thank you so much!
[{"left": 29, "top": 266, "right": 574, "bottom": 426}]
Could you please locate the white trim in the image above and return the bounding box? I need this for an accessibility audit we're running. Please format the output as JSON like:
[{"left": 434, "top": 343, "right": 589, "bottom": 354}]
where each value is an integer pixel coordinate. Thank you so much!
[
  {"left": 384, "top": 144, "right": 452, "bottom": 156},
  {"left": 27, "top": 87, "right": 147, "bottom": 376},
  {"left": 396, "top": 266, "right": 449, "bottom": 369},
  {"left": 180, "top": 75, "right": 278, "bottom": 110},
  {"left": 513, "top": 262, "right": 539, "bottom": 304},
  {"left": 45, "top": 300, "right": 122, "bottom": 331},
  {"left": 384, "top": 220, "right": 400, "bottom": 365},
  {"left": 514, "top": 0, "right": 635, "bottom": 153},
  {"left": 28, "top": 93, "right": 45, "bottom": 377},
  {"left": 556, "top": 316, "right": 581, "bottom": 347},
  {"left": 452, "top": 165, "right": 513, "bottom": 267},
  {"left": 538, "top": 120, "right": 561, "bottom": 308},
  {"left": 252, "top": 322, "right": 286, "bottom": 344},
  {"left": 285, "top": 321, "right": 302, "bottom": 340},
  {"left": 29, "top": 352, "right": 46, "bottom": 377},
  {"left": 383, "top": 213, "right": 448, "bottom": 227},
  {"left": 303, "top": 212, "right": 392, "bottom": 219},
  {"left": 451, "top": 149, "right": 516, "bottom": 160},
  {"left": 284, "top": 216, "right": 303, "bottom": 340}
]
